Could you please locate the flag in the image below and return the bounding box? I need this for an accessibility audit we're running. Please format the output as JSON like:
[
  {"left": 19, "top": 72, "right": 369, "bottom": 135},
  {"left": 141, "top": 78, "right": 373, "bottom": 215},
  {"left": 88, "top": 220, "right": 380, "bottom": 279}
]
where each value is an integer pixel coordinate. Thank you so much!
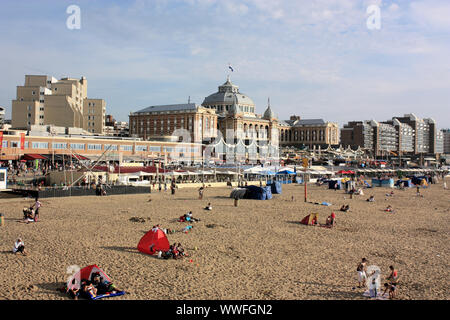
[
  {"left": 228, "top": 64, "right": 234, "bottom": 72},
  {"left": 20, "top": 133, "right": 25, "bottom": 150}
]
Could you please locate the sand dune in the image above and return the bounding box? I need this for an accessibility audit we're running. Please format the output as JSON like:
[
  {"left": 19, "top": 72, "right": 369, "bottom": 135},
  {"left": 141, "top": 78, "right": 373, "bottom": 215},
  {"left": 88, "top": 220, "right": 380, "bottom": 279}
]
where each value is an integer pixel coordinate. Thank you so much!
[{"left": 0, "top": 179, "right": 449, "bottom": 300}]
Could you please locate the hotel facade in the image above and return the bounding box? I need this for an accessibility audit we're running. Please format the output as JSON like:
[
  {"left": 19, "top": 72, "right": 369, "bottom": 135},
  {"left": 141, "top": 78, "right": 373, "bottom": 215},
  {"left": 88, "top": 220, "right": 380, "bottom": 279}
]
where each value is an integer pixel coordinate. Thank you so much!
[
  {"left": 129, "top": 77, "right": 340, "bottom": 162},
  {"left": 11, "top": 75, "right": 106, "bottom": 134}
]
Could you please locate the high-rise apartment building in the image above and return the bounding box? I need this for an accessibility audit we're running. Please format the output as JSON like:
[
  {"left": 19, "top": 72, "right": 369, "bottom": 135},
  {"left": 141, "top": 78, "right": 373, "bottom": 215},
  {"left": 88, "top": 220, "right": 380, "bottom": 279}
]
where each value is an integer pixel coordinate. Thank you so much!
[{"left": 11, "top": 75, "right": 105, "bottom": 134}]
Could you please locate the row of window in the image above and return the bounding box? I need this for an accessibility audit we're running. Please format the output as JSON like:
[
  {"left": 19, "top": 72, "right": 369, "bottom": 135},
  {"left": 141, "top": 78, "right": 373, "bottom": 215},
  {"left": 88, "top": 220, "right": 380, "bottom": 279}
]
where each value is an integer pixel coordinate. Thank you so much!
[{"left": 0, "top": 141, "right": 178, "bottom": 153}]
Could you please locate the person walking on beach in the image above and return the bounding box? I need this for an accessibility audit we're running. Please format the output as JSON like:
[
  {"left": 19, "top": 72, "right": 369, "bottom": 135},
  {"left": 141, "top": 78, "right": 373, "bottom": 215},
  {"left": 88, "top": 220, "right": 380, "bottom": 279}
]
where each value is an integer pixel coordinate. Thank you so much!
[
  {"left": 356, "top": 258, "right": 368, "bottom": 288},
  {"left": 32, "top": 197, "right": 42, "bottom": 221},
  {"left": 198, "top": 186, "right": 205, "bottom": 200},
  {"left": 171, "top": 180, "right": 176, "bottom": 195}
]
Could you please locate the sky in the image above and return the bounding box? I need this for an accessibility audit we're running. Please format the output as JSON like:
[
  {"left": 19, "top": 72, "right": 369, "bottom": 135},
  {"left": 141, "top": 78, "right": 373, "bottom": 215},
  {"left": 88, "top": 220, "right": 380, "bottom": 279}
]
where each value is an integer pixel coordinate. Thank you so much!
[{"left": 0, "top": 0, "right": 449, "bottom": 128}]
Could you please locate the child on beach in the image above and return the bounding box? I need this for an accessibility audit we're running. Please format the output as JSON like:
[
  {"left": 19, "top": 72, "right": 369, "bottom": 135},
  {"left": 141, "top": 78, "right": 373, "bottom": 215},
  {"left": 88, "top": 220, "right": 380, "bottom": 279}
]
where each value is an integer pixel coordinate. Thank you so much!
[
  {"left": 382, "top": 282, "right": 397, "bottom": 299},
  {"left": 369, "top": 277, "right": 378, "bottom": 298},
  {"left": 32, "top": 197, "right": 41, "bottom": 221},
  {"left": 356, "top": 258, "right": 368, "bottom": 288},
  {"left": 13, "top": 238, "right": 27, "bottom": 255}
]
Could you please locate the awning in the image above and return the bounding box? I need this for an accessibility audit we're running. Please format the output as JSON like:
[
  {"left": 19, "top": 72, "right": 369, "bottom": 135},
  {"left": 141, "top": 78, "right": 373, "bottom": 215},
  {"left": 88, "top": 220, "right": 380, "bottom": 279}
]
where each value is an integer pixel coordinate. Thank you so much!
[
  {"left": 22, "top": 154, "right": 47, "bottom": 160},
  {"left": 73, "top": 154, "right": 89, "bottom": 160}
]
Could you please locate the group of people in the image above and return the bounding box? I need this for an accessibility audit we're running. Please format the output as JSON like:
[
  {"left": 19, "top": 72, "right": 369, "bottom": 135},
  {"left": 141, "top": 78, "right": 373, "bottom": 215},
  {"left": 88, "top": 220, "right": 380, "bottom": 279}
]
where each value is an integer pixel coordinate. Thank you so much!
[
  {"left": 356, "top": 258, "right": 399, "bottom": 299},
  {"left": 178, "top": 211, "right": 200, "bottom": 223},
  {"left": 68, "top": 272, "right": 123, "bottom": 300},
  {"left": 22, "top": 197, "right": 41, "bottom": 223},
  {"left": 159, "top": 243, "right": 186, "bottom": 260}
]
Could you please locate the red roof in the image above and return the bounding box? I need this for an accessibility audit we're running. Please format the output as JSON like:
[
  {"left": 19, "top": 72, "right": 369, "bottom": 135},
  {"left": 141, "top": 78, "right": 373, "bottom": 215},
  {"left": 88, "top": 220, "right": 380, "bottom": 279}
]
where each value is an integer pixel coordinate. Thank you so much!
[{"left": 22, "top": 154, "right": 47, "bottom": 160}]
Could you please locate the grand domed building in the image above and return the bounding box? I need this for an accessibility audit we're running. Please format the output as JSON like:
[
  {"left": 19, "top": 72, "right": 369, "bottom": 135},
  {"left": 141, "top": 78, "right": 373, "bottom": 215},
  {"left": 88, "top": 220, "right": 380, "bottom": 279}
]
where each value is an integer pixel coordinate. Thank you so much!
[
  {"left": 129, "top": 76, "right": 339, "bottom": 163},
  {"left": 202, "top": 76, "right": 279, "bottom": 145}
]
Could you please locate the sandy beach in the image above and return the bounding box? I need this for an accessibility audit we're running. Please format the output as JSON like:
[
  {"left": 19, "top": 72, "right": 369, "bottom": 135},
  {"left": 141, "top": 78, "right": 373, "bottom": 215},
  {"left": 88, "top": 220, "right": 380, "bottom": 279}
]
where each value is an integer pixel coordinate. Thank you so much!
[{"left": 0, "top": 178, "right": 449, "bottom": 300}]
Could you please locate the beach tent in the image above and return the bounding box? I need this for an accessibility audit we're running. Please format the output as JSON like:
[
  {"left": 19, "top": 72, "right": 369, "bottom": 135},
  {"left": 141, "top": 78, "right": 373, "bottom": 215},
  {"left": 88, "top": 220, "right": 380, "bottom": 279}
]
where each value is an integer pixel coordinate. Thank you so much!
[
  {"left": 269, "top": 181, "right": 282, "bottom": 194},
  {"left": 300, "top": 213, "right": 319, "bottom": 225},
  {"left": 66, "top": 264, "right": 126, "bottom": 300},
  {"left": 230, "top": 188, "right": 247, "bottom": 199},
  {"left": 243, "top": 185, "right": 269, "bottom": 200},
  {"left": 395, "top": 179, "right": 412, "bottom": 188},
  {"left": 137, "top": 229, "right": 170, "bottom": 255},
  {"left": 67, "top": 265, "right": 110, "bottom": 291},
  {"left": 277, "top": 169, "right": 295, "bottom": 175},
  {"left": 371, "top": 178, "right": 394, "bottom": 188},
  {"left": 328, "top": 180, "right": 342, "bottom": 190}
]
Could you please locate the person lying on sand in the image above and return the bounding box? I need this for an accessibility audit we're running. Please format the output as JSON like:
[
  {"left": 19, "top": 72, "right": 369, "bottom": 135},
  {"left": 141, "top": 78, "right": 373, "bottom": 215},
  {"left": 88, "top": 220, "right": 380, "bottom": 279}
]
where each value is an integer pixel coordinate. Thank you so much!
[
  {"left": 340, "top": 204, "right": 350, "bottom": 212},
  {"left": 366, "top": 195, "right": 375, "bottom": 202},
  {"left": 82, "top": 280, "right": 97, "bottom": 299},
  {"left": 91, "top": 272, "right": 123, "bottom": 295},
  {"left": 179, "top": 211, "right": 200, "bottom": 222},
  {"left": 385, "top": 191, "right": 394, "bottom": 197}
]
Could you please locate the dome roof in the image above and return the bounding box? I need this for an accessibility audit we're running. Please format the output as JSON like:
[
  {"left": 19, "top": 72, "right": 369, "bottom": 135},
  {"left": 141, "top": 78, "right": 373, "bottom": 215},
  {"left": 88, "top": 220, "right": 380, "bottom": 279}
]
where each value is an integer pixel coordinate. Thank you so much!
[{"left": 202, "top": 77, "right": 255, "bottom": 107}]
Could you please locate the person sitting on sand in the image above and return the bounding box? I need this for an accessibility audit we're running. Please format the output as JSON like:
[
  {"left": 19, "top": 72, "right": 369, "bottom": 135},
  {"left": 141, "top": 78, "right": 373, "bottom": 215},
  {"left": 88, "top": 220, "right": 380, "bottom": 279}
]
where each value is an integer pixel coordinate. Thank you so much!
[
  {"left": 311, "top": 216, "right": 318, "bottom": 226},
  {"left": 385, "top": 205, "right": 394, "bottom": 213},
  {"left": 382, "top": 282, "right": 397, "bottom": 299},
  {"left": 367, "top": 195, "right": 375, "bottom": 202},
  {"left": 204, "top": 203, "right": 212, "bottom": 211},
  {"left": 13, "top": 238, "right": 27, "bottom": 255},
  {"left": 22, "top": 207, "right": 34, "bottom": 223},
  {"left": 386, "top": 265, "right": 399, "bottom": 285},
  {"left": 340, "top": 204, "right": 350, "bottom": 212}
]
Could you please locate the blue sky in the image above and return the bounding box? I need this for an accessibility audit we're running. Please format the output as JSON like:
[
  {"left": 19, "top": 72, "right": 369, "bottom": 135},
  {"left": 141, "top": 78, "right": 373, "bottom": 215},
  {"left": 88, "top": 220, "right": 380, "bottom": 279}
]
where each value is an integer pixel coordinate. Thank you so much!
[{"left": 0, "top": 0, "right": 449, "bottom": 128}]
